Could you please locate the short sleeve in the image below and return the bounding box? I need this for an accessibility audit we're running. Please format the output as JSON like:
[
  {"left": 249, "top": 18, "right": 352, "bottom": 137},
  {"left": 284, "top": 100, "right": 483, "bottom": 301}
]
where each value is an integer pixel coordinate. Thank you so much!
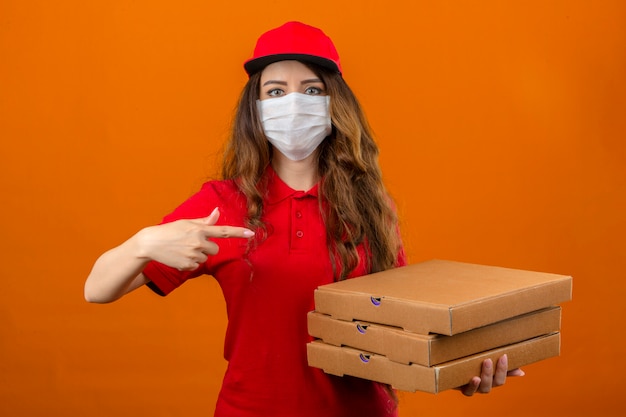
[
  {"left": 142, "top": 179, "right": 242, "bottom": 296},
  {"left": 143, "top": 262, "right": 203, "bottom": 296}
]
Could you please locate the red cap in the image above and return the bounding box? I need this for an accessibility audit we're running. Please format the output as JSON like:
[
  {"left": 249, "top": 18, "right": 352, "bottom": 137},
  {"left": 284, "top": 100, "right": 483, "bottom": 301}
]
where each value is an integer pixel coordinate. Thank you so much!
[{"left": 244, "top": 21, "right": 342, "bottom": 76}]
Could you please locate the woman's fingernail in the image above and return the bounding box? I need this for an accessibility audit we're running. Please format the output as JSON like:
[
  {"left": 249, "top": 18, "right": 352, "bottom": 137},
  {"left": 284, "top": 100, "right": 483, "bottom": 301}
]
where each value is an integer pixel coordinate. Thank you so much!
[{"left": 243, "top": 229, "right": 255, "bottom": 238}]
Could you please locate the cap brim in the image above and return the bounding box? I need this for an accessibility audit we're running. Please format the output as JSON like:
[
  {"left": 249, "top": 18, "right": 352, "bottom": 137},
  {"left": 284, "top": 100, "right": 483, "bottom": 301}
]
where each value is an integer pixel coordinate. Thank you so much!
[{"left": 244, "top": 53, "right": 340, "bottom": 76}]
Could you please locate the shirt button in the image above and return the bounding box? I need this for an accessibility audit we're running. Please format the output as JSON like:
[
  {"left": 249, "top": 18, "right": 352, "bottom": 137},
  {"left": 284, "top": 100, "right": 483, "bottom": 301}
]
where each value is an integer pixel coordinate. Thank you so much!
[
  {"left": 295, "top": 211, "right": 302, "bottom": 218},
  {"left": 296, "top": 230, "right": 304, "bottom": 238}
]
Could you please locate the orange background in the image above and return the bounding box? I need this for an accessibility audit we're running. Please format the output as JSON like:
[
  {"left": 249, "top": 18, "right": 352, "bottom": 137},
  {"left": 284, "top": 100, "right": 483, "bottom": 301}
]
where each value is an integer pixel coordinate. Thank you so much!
[{"left": 1, "top": 1, "right": 625, "bottom": 416}]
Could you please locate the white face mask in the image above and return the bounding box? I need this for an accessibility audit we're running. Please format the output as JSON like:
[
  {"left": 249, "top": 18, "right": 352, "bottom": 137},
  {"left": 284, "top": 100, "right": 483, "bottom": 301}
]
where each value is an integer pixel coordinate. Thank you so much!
[{"left": 257, "top": 93, "right": 332, "bottom": 161}]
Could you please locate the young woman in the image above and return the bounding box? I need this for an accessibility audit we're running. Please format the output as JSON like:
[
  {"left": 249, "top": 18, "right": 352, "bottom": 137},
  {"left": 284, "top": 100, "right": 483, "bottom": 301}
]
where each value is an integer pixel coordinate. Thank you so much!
[{"left": 85, "top": 21, "right": 520, "bottom": 417}]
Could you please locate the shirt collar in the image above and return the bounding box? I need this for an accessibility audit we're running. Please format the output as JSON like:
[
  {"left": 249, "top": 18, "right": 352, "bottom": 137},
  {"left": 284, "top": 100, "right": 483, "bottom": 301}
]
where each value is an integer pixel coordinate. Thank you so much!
[{"left": 265, "top": 165, "right": 319, "bottom": 205}]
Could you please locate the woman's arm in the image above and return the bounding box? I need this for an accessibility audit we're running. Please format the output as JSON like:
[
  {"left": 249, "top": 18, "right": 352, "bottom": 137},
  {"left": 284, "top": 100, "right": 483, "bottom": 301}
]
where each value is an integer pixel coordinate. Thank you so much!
[
  {"left": 84, "top": 208, "right": 254, "bottom": 303},
  {"left": 83, "top": 229, "right": 153, "bottom": 304}
]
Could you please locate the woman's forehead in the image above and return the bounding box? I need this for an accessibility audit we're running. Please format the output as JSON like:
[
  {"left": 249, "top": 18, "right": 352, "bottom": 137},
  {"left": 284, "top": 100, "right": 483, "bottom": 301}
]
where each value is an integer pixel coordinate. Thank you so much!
[{"left": 260, "top": 60, "right": 319, "bottom": 81}]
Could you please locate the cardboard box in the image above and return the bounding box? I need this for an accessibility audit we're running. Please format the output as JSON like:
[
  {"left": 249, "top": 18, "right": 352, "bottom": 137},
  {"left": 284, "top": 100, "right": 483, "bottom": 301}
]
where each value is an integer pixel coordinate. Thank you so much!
[
  {"left": 314, "top": 260, "right": 572, "bottom": 335},
  {"left": 308, "top": 306, "right": 561, "bottom": 366},
  {"left": 307, "top": 332, "right": 560, "bottom": 393}
]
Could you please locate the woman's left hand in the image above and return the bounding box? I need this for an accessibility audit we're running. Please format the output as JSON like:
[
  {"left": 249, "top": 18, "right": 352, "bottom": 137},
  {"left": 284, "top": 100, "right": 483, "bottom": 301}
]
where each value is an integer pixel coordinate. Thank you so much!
[{"left": 457, "top": 354, "right": 525, "bottom": 396}]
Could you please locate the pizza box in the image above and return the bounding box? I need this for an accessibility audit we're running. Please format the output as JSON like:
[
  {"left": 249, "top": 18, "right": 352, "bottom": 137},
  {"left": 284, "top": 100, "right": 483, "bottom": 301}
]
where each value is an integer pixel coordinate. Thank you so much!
[
  {"left": 307, "top": 332, "right": 560, "bottom": 393},
  {"left": 307, "top": 306, "right": 561, "bottom": 365},
  {"left": 313, "top": 260, "right": 572, "bottom": 335}
]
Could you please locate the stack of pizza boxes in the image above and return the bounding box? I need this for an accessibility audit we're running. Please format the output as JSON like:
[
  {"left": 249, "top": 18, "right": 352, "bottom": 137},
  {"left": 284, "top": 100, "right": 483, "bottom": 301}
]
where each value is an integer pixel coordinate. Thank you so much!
[{"left": 307, "top": 260, "right": 572, "bottom": 393}]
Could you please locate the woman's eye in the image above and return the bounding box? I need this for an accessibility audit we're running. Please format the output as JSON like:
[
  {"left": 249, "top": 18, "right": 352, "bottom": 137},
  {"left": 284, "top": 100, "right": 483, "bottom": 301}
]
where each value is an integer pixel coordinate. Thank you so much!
[
  {"left": 304, "top": 86, "right": 323, "bottom": 95},
  {"left": 267, "top": 89, "right": 284, "bottom": 97}
]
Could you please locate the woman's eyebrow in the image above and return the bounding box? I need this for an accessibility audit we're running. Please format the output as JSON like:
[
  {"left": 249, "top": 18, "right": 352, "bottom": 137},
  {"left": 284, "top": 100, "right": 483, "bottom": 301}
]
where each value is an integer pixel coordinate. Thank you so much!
[
  {"left": 262, "top": 78, "right": 323, "bottom": 87},
  {"left": 262, "top": 80, "right": 288, "bottom": 87},
  {"left": 300, "top": 78, "right": 323, "bottom": 84}
]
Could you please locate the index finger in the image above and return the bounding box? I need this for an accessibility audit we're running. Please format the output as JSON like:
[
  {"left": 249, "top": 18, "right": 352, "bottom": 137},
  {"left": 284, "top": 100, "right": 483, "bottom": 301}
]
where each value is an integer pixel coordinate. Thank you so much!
[{"left": 206, "top": 225, "right": 255, "bottom": 239}]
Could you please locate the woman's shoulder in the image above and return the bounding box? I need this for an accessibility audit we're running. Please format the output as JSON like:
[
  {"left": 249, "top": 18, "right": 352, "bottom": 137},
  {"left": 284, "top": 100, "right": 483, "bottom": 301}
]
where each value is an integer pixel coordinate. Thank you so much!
[
  {"left": 195, "top": 178, "right": 247, "bottom": 211},
  {"left": 161, "top": 178, "right": 245, "bottom": 223},
  {"left": 198, "top": 177, "right": 241, "bottom": 196}
]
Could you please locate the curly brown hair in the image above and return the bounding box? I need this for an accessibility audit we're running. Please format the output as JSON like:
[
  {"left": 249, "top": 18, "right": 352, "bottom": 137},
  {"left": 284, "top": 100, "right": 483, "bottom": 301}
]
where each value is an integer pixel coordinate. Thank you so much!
[{"left": 222, "top": 63, "right": 402, "bottom": 281}]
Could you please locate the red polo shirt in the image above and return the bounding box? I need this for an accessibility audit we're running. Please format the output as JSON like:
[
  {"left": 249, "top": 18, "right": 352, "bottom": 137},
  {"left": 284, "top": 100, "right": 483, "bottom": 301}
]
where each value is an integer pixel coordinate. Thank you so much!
[{"left": 143, "top": 166, "right": 405, "bottom": 417}]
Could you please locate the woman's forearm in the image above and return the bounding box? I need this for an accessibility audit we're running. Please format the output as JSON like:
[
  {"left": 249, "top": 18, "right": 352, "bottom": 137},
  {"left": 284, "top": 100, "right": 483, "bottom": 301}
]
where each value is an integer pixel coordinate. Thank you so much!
[{"left": 84, "top": 229, "right": 151, "bottom": 303}]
